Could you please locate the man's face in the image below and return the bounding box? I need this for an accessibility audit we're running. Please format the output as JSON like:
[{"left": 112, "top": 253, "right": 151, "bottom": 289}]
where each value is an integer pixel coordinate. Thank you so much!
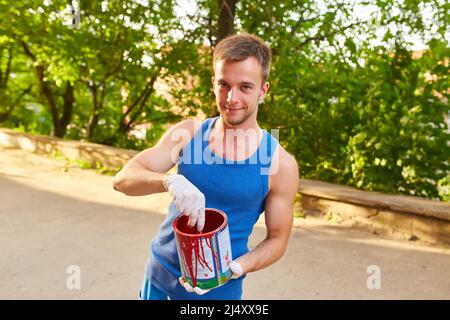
[{"left": 212, "top": 57, "right": 269, "bottom": 126}]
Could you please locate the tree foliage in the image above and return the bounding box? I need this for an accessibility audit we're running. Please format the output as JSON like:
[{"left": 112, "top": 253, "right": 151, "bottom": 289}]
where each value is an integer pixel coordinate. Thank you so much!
[{"left": 0, "top": 0, "right": 448, "bottom": 200}]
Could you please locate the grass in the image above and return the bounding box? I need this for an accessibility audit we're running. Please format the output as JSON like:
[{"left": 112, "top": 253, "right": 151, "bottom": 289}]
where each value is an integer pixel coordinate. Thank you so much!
[{"left": 50, "top": 149, "right": 121, "bottom": 176}]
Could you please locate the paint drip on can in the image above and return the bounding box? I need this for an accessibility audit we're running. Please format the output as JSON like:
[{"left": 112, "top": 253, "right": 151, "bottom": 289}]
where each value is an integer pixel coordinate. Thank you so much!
[{"left": 173, "top": 208, "right": 233, "bottom": 290}]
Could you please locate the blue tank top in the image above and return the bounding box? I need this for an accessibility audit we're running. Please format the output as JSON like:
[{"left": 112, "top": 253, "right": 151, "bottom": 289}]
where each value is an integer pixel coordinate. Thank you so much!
[{"left": 146, "top": 116, "right": 278, "bottom": 299}]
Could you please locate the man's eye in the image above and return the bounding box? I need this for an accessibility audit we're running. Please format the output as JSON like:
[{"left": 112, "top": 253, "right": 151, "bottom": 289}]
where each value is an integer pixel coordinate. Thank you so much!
[{"left": 242, "top": 86, "right": 252, "bottom": 91}]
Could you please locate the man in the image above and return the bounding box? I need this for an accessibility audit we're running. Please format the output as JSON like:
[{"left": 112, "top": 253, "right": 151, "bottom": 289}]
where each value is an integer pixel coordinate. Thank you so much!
[{"left": 113, "top": 32, "right": 299, "bottom": 300}]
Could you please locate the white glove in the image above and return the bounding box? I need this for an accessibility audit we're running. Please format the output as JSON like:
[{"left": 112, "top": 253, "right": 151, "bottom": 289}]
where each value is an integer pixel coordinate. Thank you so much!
[
  {"left": 178, "top": 277, "right": 211, "bottom": 295},
  {"left": 178, "top": 261, "right": 243, "bottom": 295},
  {"left": 229, "top": 260, "right": 243, "bottom": 279},
  {"left": 164, "top": 174, "right": 205, "bottom": 232}
]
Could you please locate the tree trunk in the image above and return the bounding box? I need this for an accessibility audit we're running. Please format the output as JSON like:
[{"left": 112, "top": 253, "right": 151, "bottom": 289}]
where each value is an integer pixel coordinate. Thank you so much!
[
  {"left": 37, "top": 64, "right": 62, "bottom": 136},
  {"left": 0, "top": 46, "right": 13, "bottom": 88},
  {"left": 21, "top": 41, "right": 67, "bottom": 137},
  {"left": 217, "top": 0, "right": 237, "bottom": 43},
  {"left": 87, "top": 84, "right": 101, "bottom": 140},
  {"left": 0, "top": 84, "right": 33, "bottom": 123},
  {"left": 59, "top": 82, "right": 74, "bottom": 137},
  {"left": 117, "top": 76, "right": 156, "bottom": 136}
]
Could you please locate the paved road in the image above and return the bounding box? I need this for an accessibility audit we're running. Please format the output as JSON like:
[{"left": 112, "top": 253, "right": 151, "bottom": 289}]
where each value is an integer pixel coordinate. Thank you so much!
[{"left": 1, "top": 148, "right": 449, "bottom": 299}]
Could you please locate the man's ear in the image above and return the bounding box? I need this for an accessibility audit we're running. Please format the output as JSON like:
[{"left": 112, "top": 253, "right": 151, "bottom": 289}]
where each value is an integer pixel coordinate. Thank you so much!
[
  {"left": 211, "top": 76, "right": 216, "bottom": 96},
  {"left": 258, "top": 82, "right": 270, "bottom": 103}
]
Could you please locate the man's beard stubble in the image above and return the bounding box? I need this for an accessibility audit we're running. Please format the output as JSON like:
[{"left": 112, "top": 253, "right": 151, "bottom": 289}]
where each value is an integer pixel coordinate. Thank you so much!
[{"left": 220, "top": 103, "right": 258, "bottom": 126}]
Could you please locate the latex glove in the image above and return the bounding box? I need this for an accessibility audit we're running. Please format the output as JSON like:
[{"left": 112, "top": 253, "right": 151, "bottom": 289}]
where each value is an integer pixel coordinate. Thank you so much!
[
  {"left": 178, "top": 277, "right": 211, "bottom": 295},
  {"left": 229, "top": 260, "right": 243, "bottom": 279},
  {"left": 164, "top": 174, "right": 205, "bottom": 232},
  {"left": 178, "top": 261, "right": 243, "bottom": 295}
]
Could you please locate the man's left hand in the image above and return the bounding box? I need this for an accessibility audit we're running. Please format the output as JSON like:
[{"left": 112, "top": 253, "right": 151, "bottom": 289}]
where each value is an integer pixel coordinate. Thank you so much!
[
  {"left": 178, "top": 261, "right": 243, "bottom": 295},
  {"left": 179, "top": 277, "right": 211, "bottom": 295},
  {"left": 229, "top": 260, "right": 243, "bottom": 279}
]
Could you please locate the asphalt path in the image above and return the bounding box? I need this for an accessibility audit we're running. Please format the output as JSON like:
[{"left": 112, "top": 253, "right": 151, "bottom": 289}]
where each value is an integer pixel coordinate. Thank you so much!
[{"left": 1, "top": 148, "right": 449, "bottom": 299}]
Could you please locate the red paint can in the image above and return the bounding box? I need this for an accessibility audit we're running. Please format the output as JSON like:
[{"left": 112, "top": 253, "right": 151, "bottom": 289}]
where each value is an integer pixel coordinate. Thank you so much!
[{"left": 173, "top": 208, "right": 233, "bottom": 290}]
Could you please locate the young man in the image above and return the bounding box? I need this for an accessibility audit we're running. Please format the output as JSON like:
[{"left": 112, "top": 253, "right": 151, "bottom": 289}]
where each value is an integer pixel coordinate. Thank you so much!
[{"left": 113, "top": 33, "right": 299, "bottom": 300}]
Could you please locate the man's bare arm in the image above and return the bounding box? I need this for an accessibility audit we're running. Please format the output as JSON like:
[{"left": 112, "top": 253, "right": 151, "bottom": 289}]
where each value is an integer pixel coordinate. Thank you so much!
[
  {"left": 113, "top": 119, "right": 197, "bottom": 196},
  {"left": 236, "top": 149, "right": 299, "bottom": 274}
]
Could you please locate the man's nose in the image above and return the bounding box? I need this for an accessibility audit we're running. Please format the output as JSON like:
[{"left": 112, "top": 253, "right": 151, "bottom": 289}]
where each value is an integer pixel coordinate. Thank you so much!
[{"left": 227, "top": 87, "right": 239, "bottom": 103}]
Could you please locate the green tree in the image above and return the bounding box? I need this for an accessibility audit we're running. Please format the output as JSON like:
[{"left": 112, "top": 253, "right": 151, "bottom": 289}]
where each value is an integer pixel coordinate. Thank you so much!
[
  {"left": 184, "top": 0, "right": 449, "bottom": 199},
  {"left": 0, "top": 0, "right": 448, "bottom": 200},
  {"left": 0, "top": 38, "right": 34, "bottom": 124}
]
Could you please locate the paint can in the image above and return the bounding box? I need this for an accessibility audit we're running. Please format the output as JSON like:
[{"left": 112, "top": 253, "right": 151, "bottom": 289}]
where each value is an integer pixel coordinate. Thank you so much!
[{"left": 173, "top": 208, "right": 233, "bottom": 290}]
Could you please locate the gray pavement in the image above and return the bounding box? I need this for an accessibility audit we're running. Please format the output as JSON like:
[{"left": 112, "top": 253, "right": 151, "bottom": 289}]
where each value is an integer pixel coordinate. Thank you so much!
[{"left": 1, "top": 148, "right": 449, "bottom": 299}]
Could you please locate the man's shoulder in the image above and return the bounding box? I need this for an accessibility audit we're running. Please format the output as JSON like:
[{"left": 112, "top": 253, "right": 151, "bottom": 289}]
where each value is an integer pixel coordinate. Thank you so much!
[
  {"left": 280, "top": 148, "right": 299, "bottom": 179},
  {"left": 272, "top": 145, "right": 298, "bottom": 174},
  {"left": 165, "top": 118, "right": 204, "bottom": 142},
  {"left": 268, "top": 145, "right": 299, "bottom": 192},
  {"left": 170, "top": 118, "right": 203, "bottom": 133}
]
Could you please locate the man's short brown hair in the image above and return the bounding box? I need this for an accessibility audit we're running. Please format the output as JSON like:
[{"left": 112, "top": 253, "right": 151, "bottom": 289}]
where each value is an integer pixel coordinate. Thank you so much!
[{"left": 213, "top": 32, "right": 272, "bottom": 84}]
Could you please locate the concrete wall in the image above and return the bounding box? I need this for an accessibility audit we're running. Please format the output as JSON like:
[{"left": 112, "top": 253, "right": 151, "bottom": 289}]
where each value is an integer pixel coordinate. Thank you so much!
[
  {"left": 300, "top": 179, "right": 450, "bottom": 246},
  {"left": 0, "top": 128, "right": 137, "bottom": 169}
]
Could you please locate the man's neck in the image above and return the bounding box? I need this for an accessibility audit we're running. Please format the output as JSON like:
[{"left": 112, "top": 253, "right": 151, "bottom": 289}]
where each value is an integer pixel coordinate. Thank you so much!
[{"left": 215, "top": 115, "right": 261, "bottom": 134}]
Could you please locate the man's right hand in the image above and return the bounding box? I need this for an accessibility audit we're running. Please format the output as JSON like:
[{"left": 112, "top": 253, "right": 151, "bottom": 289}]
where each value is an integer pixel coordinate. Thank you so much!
[{"left": 164, "top": 174, "right": 205, "bottom": 232}]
